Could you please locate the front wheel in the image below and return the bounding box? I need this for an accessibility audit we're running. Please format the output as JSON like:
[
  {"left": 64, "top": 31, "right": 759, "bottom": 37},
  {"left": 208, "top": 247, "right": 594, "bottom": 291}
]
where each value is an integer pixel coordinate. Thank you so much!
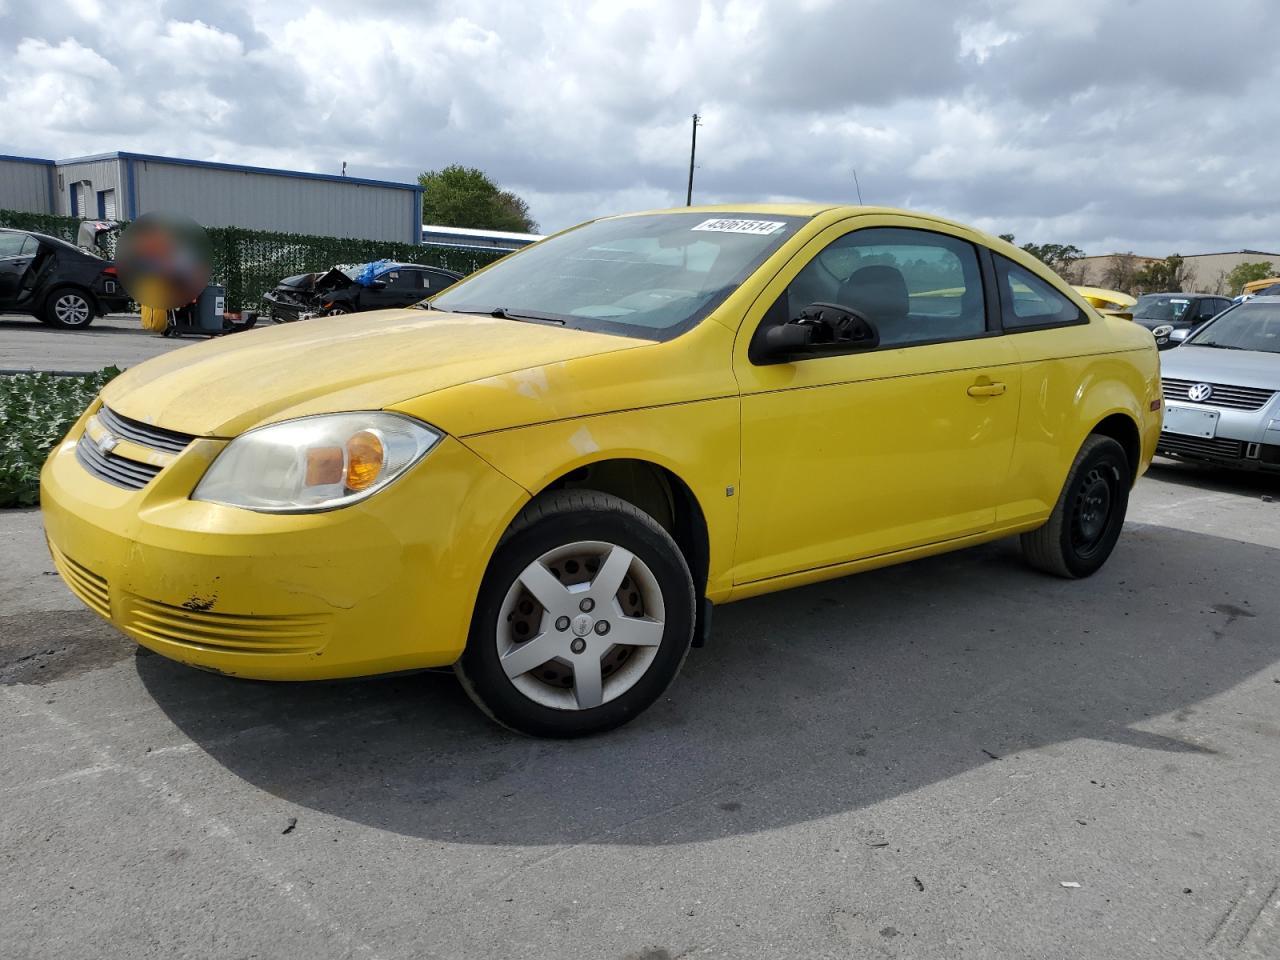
[
  {"left": 455, "top": 490, "right": 696, "bottom": 737},
  {"left": 1021, "top": 434, "right": 1130, "bottom": 578}
]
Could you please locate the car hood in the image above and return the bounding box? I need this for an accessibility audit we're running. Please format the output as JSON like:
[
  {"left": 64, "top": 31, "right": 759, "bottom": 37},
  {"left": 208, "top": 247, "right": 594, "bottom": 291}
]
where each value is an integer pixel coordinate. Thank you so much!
[
  {"left": 275, "top": 272, "right": 318, "bottom": 290},
  {"left": 101, "top": 309, "right": 645, "bottom": 437},
  {"left": 1160, "top": 345, "right": 1280, "bottom": 390}
]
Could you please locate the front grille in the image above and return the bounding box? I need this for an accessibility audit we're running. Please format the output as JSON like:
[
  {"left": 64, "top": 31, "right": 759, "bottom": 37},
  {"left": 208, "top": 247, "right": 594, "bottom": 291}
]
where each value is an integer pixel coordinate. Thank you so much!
[
  {"left": 1157, "top": 432, "right": 1245, "bottom": 461},
  {"left": 48, "top": 543, "right": 111, "bottom": 619},
  {"left": 122, "top": 595, "right": 330, "bottom": 655},
  {"left": 75, "top": 435, "right": 163, "bottom": 490},
  {"left": 1162, "top": 378, "right": 1276, "bottom": 411},
  {"left": 98, "top": 405, "right": 195, "bottom": 454}
]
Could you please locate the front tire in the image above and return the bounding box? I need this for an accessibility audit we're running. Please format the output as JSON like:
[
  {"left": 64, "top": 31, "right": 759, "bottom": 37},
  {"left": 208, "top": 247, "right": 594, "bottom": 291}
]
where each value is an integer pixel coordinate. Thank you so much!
[
  {"left": 43, "top": 287, "right": 95, "bottom": 329},
  {"left": 1021, "top": 434, "right": 1130, "bottom": 578},
  {"left": 455, "top": 490, "right": 696, "bottom": 737}
]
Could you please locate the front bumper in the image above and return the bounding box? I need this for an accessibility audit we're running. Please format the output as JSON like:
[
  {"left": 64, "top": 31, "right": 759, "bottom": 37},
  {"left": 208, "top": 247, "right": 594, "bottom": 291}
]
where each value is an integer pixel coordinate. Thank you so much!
[
  {"left": 262, "top": 289, "right": 313, "bottom": 321},
  {"left": 1157, "top": 404, "right": 1280, "bottom": 473},
  {"left": 40, "top": 410, "right": 528, "bottom": 680}
]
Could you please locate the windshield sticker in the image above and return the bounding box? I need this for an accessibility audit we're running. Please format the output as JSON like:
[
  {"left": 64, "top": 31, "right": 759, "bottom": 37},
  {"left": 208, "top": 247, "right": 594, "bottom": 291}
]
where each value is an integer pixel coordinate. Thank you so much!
[
  {"left": 1171, "top": 298, "right": 1189, "bottom": 304},
  {"left": 691, "top": 218, "right": 786, "bottom": 236}
]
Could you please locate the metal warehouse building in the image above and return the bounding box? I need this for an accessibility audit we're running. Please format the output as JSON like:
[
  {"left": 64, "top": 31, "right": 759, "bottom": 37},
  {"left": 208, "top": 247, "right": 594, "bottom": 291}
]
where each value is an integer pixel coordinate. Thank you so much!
[
  {"left": 0, "top": 152, "right": 422, "bottom": 244},
  {"left": 0, "top": 155, "right": 57, "bottom": 215}
]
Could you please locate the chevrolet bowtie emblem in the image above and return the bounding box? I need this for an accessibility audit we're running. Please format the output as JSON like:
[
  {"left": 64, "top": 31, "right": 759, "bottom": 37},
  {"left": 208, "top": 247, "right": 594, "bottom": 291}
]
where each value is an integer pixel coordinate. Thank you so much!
[{"left": 96, "top": 431, "right": 119, "bottom": 455}]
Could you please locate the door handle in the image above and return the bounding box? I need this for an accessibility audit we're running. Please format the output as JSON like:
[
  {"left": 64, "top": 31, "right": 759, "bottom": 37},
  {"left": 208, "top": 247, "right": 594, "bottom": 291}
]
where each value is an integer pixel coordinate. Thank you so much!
[{"left": 967, "top": 381, "right": 1007, "bottom": 398}]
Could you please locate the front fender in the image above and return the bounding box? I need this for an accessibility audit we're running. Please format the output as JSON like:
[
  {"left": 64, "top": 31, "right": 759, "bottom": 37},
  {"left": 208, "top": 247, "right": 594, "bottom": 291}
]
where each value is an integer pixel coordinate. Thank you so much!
[{"left": 459, "top": 398, "right": 740, "bottom": 601}]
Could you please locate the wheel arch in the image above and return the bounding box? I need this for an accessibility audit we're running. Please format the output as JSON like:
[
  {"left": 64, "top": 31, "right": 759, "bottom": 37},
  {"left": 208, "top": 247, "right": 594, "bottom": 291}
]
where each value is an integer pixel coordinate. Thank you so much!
[
  {"left": 1089, "top": 411, "right": 1142, "bottom": 485},
  {"left": 530, "top": 457, "right": 712, "bottom": 598}
]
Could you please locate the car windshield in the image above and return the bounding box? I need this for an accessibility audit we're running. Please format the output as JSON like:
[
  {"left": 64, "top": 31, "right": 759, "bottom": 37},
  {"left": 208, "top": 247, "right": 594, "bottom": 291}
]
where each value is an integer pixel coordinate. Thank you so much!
[
  {"left": 1187, "top": 301, "right": 1280, "bottom": 354},
  {"left": 1132, "top": 295, "right": 1193, "bottom": 321},
  {"left": 429, "top": 212, "right": 808, "bottom": 339}
]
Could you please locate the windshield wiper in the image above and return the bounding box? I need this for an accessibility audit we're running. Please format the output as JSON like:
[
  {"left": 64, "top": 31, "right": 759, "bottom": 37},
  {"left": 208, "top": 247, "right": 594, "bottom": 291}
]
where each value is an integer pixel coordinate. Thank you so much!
[
  {"left": 450, "top": 307, "right": 566, "bottom": 325},
  {"left": 1194, "top": 342, "right": 1244, "bottom": 350}
]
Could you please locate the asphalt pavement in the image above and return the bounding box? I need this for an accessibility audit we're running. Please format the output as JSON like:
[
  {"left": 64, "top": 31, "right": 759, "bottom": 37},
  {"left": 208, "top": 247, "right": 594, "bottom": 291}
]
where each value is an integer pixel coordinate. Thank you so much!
[
  {"left": 0, "top": 313, "right": 191, "bottom": 373},
  {"left": 2, "top": 459, "right": 1278, "bottom": 959}
]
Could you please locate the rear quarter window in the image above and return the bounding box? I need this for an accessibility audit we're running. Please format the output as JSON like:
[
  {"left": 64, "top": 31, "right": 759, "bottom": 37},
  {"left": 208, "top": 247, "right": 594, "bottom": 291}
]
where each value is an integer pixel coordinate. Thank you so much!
[{"left": 994, "top": 255, "right": 1086, "bottom": 330}]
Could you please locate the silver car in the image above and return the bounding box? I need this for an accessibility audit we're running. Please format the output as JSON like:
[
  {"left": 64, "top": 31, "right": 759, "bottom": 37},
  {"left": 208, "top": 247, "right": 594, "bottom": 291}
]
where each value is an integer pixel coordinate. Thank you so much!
[{"left": 1157, "top": 296, "right": 1280, "bottom": 472}]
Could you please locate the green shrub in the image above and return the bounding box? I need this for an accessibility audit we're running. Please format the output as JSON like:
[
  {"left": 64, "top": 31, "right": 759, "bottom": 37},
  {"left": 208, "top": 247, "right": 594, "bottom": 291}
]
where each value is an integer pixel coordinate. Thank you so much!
[{"left": 0, "top": 368, "right": 121, "bottom": 508}]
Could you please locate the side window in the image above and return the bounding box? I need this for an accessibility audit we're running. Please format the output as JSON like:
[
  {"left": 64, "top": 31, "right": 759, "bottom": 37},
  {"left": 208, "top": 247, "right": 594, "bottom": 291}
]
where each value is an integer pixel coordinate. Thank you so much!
[
  {"left": 770, "top": 227, "right": 987, "bottom": 349},
  {"left": 0, "top": 233, "right": 31, "bottom": 257},
  {"left": 993, "top": 255, "right": 1085, "bottom": 330},
  {"left": 1202, "top": 299, "right": 1227, "bottom": 320}
]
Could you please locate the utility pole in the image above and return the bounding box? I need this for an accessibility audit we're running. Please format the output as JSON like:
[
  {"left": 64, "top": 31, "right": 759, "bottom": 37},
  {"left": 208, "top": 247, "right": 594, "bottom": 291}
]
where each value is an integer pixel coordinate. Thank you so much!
[{"left": 686, "top": 113, "right": 702, "bottom": 206}]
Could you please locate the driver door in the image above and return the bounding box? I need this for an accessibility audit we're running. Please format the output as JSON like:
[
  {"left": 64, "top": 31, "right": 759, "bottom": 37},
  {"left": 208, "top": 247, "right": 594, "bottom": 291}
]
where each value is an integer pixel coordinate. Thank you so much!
[{"left": 731, "top": 217, "right": 1021, "bottom": 585}]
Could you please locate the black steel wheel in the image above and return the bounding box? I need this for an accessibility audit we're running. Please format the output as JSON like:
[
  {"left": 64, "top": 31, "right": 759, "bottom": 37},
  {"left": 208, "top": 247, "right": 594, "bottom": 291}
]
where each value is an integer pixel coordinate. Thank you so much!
[{"left": 1021, "top": 434, "right": 1131, "bottom": 579}]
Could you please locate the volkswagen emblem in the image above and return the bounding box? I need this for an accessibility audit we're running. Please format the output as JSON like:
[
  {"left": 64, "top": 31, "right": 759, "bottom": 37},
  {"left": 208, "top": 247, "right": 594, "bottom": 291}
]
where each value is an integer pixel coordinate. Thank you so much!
[
  {"left": 95, "top": 431, "right": 119, "bottom": 455},
  {"left": 1187, "top": 383, "right": 1214, "bottom": 403}
]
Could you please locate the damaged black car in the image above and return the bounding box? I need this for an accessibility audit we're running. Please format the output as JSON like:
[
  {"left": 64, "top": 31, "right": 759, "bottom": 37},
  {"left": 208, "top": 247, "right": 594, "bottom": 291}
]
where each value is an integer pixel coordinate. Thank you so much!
[
  {"left": 0, "top": 223, "right": 131, "bottom": 329},
  {"left": 263, "top": 260, "right": 463, "bottom": 321}
]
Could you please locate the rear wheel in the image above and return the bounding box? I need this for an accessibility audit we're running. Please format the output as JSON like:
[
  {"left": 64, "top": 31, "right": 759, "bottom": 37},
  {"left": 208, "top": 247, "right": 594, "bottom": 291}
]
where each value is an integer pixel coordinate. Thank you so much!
[
  {"left": 322, "top": 304, "right": 351, "bottom": 316},
  {"left": 455, "top": 490, "right": 696, "bottom": 737},
  {"left": 1021, "top": 434, "right": 1130, "bottom": 578},
  {"left": 43, "top": 288, "right": 95, "bottom": 329}
]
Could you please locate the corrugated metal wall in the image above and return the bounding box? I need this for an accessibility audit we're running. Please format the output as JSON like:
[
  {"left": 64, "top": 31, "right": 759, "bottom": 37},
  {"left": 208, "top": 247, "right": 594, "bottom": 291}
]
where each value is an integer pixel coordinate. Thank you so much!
[
  {"left": 0, "top": 157, "right": 55, "bottom": 214},
  {"left": 54, "top": 159, "right": 124, "bottom": 217},
  {"left": 131, "top": 159, "right": 417, "bottom": 242}
]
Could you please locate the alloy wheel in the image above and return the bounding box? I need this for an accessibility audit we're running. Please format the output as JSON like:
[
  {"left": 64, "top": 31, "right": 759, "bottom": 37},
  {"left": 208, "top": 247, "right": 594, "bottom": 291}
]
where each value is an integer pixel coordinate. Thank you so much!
[
  {"left": 496, "top": 540, "right": 666, "bottom": 710},
  {"left": 55, "top": 294, "right": 92, "bottom": 326}
]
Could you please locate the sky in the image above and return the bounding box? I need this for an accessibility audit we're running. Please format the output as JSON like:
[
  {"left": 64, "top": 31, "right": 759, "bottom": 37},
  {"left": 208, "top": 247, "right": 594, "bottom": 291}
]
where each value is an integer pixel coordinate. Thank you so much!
[{"left": 2, "top": 0, "right": 1278, "bottom": 255}]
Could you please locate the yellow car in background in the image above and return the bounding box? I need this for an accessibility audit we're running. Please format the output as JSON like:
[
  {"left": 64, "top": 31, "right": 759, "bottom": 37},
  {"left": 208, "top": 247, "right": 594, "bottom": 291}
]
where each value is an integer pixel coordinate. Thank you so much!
[
  {"left": 42, "top": 205, "right": 1161, "bottom": 736},
  {"left": 1074, "top": 285, "right": 1137, "bottom": 320}
]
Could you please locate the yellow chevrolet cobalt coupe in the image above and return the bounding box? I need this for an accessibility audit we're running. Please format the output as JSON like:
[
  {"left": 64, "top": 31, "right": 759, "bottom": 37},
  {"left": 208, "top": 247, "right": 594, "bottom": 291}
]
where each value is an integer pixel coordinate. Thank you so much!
[{"left": 42, "top": 205, "right": 1161, "bottom": 736}]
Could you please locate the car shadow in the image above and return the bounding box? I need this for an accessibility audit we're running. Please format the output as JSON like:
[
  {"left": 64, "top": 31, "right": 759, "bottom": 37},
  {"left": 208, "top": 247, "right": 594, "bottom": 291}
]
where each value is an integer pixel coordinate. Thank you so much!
[{"left": 137, "top": 523, "right": 1279, "bottom": 847}]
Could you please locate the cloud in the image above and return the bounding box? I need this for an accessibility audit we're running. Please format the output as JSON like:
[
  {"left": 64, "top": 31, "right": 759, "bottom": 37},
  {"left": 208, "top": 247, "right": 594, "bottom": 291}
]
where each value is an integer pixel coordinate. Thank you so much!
[{"left": 1, "top": 0, "right": 1277, "bottom": 255}]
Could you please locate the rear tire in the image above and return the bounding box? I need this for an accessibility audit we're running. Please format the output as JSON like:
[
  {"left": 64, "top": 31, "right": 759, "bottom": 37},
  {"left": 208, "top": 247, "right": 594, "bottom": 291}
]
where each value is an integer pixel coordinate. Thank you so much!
[
  {"left": 43, "top": 287, "right": 95, "bottom": 329},
  {"left": 1021, "top": 434, "right": 1130, "bottom": 578},
  {"left": 455, "top": 490, "right": 696, "bottom": 737}
]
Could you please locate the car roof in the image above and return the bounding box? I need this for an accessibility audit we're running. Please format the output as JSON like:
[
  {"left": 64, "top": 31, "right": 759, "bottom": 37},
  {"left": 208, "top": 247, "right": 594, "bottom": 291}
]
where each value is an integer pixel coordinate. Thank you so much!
[{"left": 1138, "top": 291, "right": 1216, "bottom": 298}]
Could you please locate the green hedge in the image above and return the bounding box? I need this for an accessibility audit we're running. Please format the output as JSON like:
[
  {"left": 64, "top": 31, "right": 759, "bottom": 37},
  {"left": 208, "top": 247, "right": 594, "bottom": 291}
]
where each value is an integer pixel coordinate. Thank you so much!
[
  {"left": 1, "top": 368, "right": 121, "bottom": 508},
  {"left": 0, "top": 209, "right": 508, "bottom": 312}
]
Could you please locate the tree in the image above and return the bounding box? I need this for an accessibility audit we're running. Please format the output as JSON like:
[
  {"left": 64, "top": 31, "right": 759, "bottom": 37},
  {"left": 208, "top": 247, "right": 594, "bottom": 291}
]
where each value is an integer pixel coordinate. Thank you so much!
[
  {"left": 1133, "top": 254, "right": 1192, "bottom": 293},
  {"left": 1020, "top": 241, "right": 1086, "bottom": 282},
  {"left": 1225, "top": 260, "right": 1276, "bottom": 295},
  {"left": 418, "top": 165, "right": 538, "bottom": 233},
  {"left": 1102, "top": 253, "right": 1140, "bottom": 295},
  {"left": 1001, "top": 236, "right": 1086, "bottom": 282}
]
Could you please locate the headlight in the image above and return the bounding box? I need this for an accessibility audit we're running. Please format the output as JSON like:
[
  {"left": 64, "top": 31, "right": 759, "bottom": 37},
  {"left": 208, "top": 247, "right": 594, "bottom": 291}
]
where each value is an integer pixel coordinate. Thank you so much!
[{"left": 192, "top": 412, "right": 442, "bottom": 513}]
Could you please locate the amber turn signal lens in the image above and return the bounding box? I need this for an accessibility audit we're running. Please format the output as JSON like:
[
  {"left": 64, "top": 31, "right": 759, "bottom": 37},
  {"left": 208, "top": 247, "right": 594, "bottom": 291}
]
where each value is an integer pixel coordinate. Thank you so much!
[
  {"left": 345, "top": 431, "right": 385, "bottom": 491},
  {"left": 305, "top": 446, "right": 344, "bottom": 486}
]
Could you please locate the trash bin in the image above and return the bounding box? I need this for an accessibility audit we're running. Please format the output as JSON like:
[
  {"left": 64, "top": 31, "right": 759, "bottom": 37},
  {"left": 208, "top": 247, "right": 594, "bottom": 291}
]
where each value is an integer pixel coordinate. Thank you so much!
[{"left": 195, "top": 284, "right": 226, "bottom": 332}]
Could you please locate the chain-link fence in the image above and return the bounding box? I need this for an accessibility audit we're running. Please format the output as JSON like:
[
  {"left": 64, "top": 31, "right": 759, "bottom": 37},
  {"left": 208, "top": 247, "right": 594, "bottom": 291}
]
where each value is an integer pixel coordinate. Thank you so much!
[{"left": 1, "top": 209, "right": 509, "bottom": 311}]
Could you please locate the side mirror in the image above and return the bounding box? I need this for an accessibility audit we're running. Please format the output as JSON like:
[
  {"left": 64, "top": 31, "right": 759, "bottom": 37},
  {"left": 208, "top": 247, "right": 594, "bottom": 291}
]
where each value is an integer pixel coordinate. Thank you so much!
[
  {"left": 367, "top": 280, "right": 387, "bottom": 290},
  {"left": 760, "top": 302, "right": 879, "bottom": 363}
]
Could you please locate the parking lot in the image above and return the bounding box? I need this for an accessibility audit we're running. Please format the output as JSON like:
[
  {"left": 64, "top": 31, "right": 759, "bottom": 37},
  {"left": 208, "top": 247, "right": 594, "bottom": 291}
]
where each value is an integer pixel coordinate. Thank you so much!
[
  {"left": 0, "top": 314, "right": 186, "bottom": 373},
  {"left": 3, "top": 321, "right": 1279, "bottom": 959}
]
